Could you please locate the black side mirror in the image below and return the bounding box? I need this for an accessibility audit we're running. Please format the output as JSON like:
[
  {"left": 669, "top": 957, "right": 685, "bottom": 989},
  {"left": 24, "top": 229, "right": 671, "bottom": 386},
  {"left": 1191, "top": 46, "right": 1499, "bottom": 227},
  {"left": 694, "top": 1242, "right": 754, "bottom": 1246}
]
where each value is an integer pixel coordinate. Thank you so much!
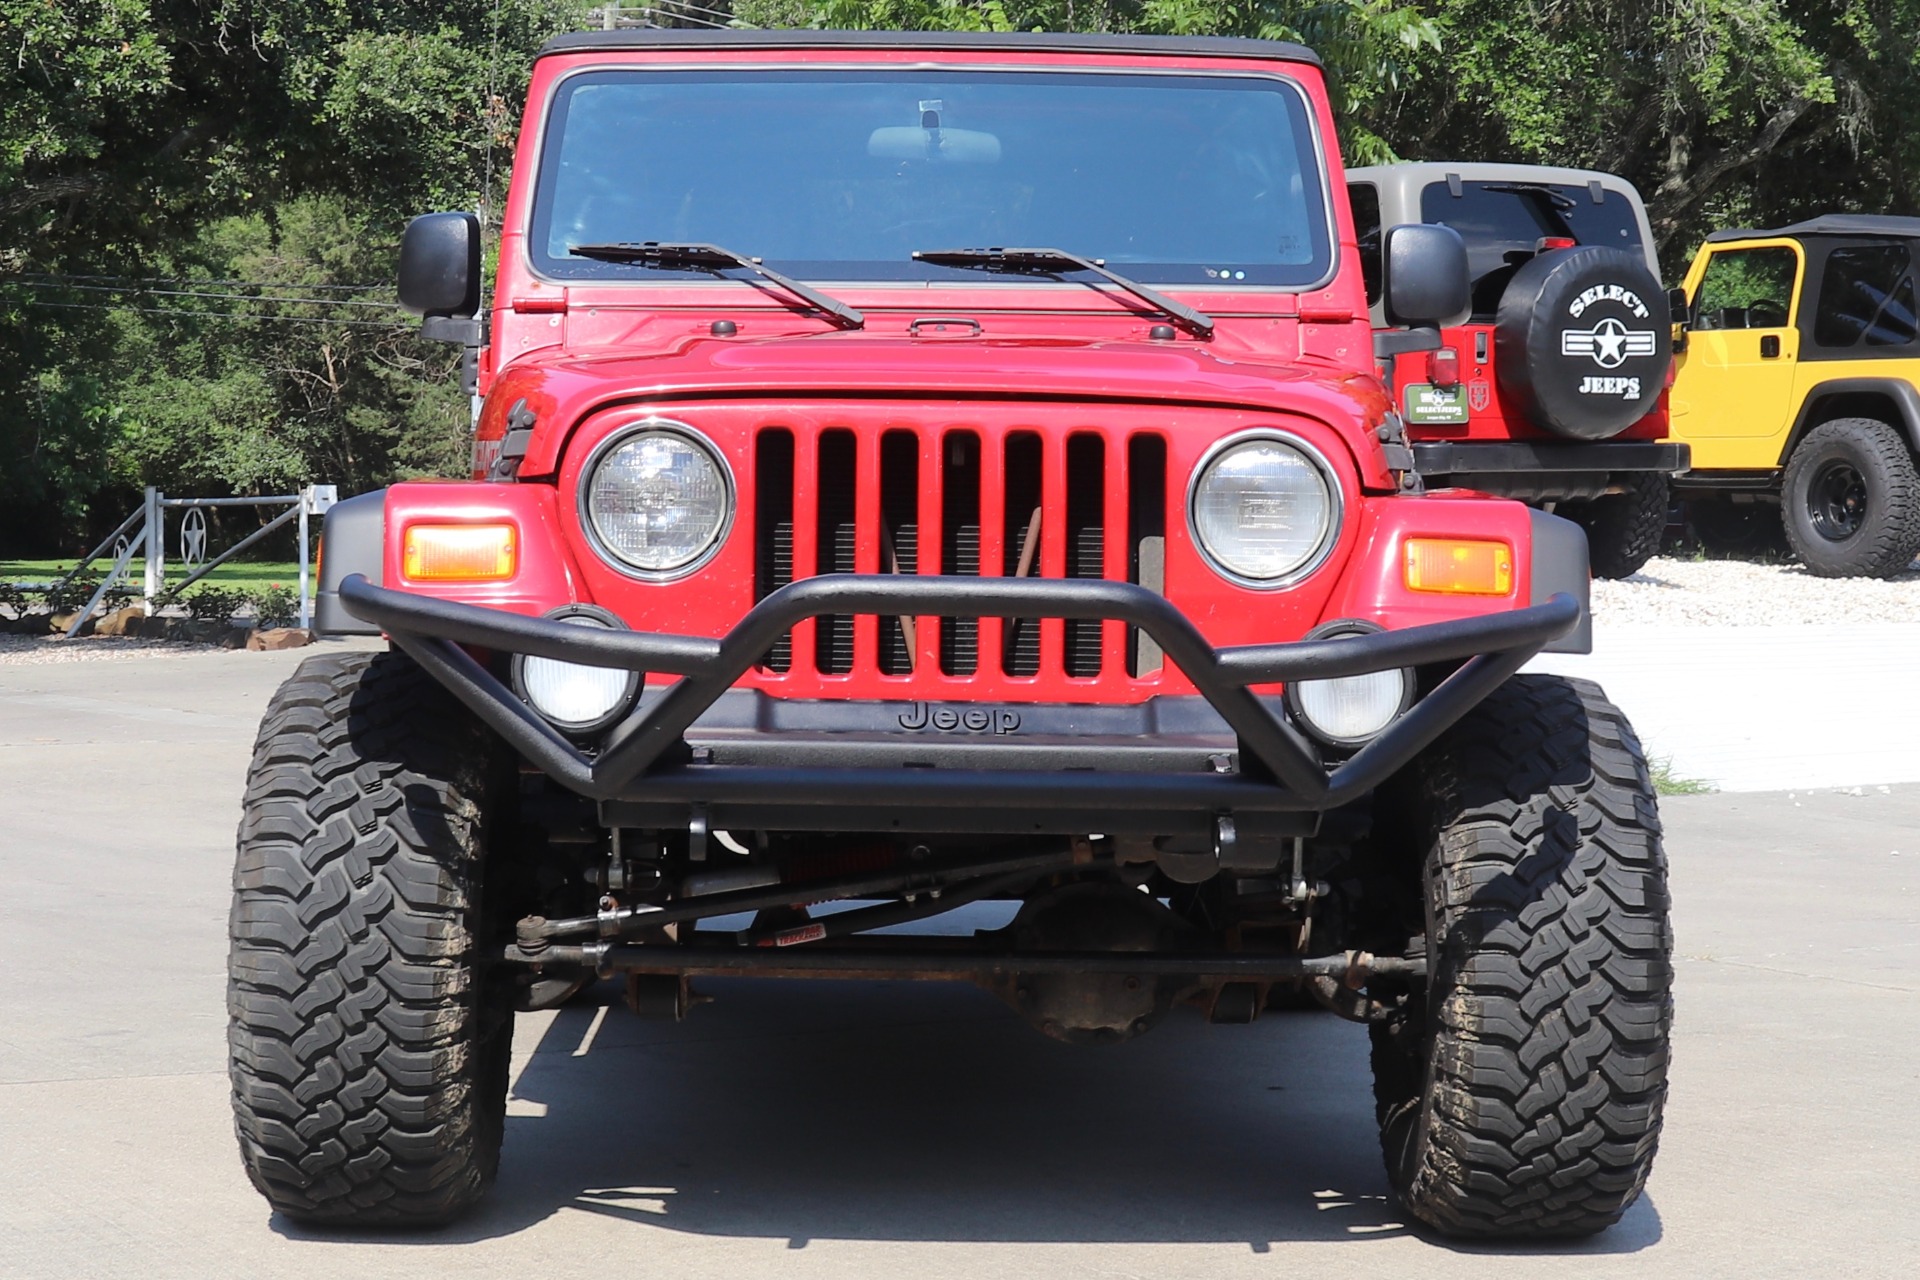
[
  {"left": 1668, "top": 286, "right": 1691, "bottom": 353},
  {"left": 1382, "top": 223, "right": 1470, "bottom": 329},
  {"left": 1667, "top": 286, "right": 1691, "bottom": 327},
  {"left": 399, "top": 212, "right": 482, "bottom": 343}
]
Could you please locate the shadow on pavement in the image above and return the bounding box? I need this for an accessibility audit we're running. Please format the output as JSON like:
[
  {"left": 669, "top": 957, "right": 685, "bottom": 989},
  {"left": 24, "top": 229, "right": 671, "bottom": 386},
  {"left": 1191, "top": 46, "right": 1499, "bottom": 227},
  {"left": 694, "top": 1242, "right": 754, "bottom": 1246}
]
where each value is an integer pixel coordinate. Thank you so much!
[{"left": 277, "top": 978, "right": 1661, "bottom": 1255}]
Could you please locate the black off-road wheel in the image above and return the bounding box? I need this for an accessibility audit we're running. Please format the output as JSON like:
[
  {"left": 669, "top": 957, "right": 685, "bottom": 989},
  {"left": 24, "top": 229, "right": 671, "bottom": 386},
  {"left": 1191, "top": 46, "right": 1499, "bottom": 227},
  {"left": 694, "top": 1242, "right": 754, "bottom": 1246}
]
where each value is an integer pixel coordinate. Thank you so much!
[
  {"left": 1782, "top": 417, "right": 1920, "bottom": 578},
  {"left": 228, "top": 650, "right": 515, "bottom": 1226},
  {"left": 1562, "top": 472, "right": 1669, "bottom": 579},
  {"left": 1370, "top": 674, "right": 1672, "bottom": 1238}
]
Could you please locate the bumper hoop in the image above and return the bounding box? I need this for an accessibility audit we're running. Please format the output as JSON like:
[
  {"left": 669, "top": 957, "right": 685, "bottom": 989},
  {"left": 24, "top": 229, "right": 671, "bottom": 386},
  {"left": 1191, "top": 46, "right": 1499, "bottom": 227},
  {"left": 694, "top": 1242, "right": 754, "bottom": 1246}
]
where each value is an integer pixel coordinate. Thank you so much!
[{"left": 339, "top": 574, "right": 1579, "bottom": 811}]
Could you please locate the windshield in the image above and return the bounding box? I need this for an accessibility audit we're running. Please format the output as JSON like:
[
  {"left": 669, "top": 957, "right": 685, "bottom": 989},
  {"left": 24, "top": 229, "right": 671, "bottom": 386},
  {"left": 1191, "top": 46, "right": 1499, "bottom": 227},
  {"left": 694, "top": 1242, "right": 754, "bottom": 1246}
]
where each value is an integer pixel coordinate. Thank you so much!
[{"left": 530, "top": 69, "right": 1334, "bottom": 288}]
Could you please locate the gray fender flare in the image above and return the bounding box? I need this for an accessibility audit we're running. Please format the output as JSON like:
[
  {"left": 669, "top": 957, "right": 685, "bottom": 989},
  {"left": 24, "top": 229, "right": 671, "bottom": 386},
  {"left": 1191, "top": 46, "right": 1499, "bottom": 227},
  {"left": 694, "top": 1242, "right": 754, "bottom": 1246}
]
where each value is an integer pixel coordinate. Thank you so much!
[
  {"left": 312, "top": 489, "right": 386, "bottom": 637},
  {"left": 1530, "top": 508, "right": 1593, "bottom": 654}
]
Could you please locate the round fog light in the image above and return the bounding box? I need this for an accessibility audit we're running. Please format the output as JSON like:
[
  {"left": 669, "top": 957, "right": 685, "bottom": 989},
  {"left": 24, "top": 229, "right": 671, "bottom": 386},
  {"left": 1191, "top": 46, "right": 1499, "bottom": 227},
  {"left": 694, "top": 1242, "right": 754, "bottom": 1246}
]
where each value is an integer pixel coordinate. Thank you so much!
[
  {"left": 512, "top": 607, "right": 642, "bottom": 734},
  {"left": 1286, "top": 623, "right": 1412, "bottom": 748}
]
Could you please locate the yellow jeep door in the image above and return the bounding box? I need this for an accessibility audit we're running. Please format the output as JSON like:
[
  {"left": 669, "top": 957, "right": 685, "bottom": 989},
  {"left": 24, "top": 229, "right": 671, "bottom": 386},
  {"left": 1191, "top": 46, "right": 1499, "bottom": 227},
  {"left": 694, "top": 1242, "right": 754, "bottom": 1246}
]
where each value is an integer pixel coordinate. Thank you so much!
[{"left": 1672, "top": 239, "right": 1804, "bottom": 469}]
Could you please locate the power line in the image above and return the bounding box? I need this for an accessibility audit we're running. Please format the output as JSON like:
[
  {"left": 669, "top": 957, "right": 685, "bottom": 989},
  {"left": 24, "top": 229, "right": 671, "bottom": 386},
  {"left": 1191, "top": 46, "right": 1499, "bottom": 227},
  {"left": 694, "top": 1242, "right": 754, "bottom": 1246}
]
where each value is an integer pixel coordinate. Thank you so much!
[
  {"left": 6, "top": 272, "right": 389, "bottom": 293},
  {"left": 25, "top": 299, "right": 413, "bottom": 330},
  {"left": 6, "top": 279, "right": 400, "bottom": 309}
]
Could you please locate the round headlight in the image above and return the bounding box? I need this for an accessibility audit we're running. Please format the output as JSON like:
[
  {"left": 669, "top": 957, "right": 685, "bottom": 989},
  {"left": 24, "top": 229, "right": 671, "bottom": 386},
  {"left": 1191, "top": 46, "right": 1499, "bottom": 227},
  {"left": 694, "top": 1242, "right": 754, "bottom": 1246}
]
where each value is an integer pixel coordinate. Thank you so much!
[
  {"left": 584, "top": 424, "right": 732, "bottom": 577},
  {"left": 1285, "top": 622, "right": 1412, "bottom": 748},
  {"left": 513, "top": 608, "right": 642, "bottom": 734},
  {"left": 1189, "top": 435, "right": 1337, "bottom": 585}
]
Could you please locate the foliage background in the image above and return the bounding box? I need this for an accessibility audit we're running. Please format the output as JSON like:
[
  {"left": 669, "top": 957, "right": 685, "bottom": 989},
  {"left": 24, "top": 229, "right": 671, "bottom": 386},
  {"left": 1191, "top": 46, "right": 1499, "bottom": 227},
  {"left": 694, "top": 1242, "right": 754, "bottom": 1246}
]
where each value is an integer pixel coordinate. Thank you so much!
[{"left": 3, "top": 0, "right": 1916, "bottom": 552}]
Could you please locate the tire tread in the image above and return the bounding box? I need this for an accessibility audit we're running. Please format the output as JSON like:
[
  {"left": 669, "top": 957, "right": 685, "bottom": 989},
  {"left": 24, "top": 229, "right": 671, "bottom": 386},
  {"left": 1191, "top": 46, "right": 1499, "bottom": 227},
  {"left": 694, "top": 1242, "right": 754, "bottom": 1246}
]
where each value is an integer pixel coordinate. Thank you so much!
[
  {"left": 227, "top": 650, "right": 509, "bottom": 1225},
  {"left": 1374, "top": 674, "right": 1672, "bottom": 1238}
]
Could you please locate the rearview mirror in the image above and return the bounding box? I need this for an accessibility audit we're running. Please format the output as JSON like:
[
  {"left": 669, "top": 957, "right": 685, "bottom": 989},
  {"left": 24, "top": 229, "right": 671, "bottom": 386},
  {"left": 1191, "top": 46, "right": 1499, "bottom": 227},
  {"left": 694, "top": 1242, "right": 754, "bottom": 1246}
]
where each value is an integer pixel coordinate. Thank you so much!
[
  {"left": 868, "top": 126, "right": 1002, "bottom": 164},
  {"left": 399, "top": 212, "right": 482, "bottom": 342},
  {"left": 1382, "top": 223, "right": 1470, "bottom": 329}
]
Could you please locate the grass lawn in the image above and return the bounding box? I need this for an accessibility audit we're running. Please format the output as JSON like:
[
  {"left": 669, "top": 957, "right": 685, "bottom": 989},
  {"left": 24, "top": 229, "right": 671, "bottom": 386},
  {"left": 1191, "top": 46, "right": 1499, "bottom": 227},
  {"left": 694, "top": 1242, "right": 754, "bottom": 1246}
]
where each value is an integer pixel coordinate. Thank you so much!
[{"left": 2, "top": 559, "right": 311, "bottom": 594}]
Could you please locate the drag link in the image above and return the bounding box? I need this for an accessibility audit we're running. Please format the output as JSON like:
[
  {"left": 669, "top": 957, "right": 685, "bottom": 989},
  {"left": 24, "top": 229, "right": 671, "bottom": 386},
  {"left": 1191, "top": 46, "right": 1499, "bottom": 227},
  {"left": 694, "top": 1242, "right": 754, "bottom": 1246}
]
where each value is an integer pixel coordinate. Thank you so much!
[{"left": 496, "top": 943, "right": 1428, "bottom": 982}]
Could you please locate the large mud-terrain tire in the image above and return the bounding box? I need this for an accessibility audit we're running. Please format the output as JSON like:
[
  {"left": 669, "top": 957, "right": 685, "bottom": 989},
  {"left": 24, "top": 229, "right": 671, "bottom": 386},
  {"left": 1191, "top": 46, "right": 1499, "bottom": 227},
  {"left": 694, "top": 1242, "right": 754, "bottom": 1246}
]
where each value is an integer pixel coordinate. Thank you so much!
[
  {"left": 228, "top": 650, "right": 513, "bottom": 1225},
  {"left": 1781, "top": 417, "right": 1920, "bottom": 578},
  {"left": 1370, "top": 675, "right": 1672, "bottom": 1238},
  {"left": 1562, "top": 472, "right": 1669, "bottom": 579}
]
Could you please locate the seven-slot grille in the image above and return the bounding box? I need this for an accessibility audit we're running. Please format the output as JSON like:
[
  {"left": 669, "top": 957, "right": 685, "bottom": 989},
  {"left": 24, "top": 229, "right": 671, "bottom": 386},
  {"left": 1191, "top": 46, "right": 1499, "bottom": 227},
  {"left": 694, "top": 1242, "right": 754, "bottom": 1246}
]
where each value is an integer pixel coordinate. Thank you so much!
[{"left": 753, "top": 424, "right": 1169, "bottom": 684}]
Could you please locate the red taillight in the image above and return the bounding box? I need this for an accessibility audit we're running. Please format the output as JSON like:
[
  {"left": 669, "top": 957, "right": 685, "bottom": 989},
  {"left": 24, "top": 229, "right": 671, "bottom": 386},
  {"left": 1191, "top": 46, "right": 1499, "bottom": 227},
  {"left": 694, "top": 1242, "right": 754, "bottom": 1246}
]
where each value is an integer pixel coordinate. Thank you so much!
[
  {"left": 1428, "top": 347, "right": 1461, "bottom": 389},
  {"left": 1536, "top": 236, "right": 1577, "bottom": 253}
]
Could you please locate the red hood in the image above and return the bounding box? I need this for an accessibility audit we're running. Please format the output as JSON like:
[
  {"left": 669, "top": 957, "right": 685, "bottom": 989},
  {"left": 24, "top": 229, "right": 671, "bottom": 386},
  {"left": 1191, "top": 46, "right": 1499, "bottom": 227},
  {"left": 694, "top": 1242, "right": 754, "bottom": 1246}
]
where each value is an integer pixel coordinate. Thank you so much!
[{"left": 487, "top": 332, "right": 1395, "bottom": 488}]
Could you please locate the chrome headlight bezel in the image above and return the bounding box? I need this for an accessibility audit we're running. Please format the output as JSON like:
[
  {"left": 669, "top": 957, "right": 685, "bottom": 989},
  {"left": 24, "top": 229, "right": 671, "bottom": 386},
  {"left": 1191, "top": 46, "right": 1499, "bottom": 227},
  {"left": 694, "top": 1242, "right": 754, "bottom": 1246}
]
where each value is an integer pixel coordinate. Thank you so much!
[
  {"left": 509, "top": 604, "right": 643, "bottom": 736},
  {"left": 1185, "top": 429, "right": 1342, "bottom": 589},
  {"left": 578, "top": 418, "right": 736, "bottom": 582},
  {"left": 1283, "top": 620, "right": 1414, "bottom": 750}
]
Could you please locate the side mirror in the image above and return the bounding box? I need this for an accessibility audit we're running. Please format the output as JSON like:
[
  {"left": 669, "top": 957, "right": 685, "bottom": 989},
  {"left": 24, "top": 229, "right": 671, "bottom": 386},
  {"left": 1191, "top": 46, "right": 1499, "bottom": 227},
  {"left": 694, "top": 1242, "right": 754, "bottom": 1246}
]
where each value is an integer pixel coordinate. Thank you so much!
[
  {"left": 1382, "top": 223, "right": 1470, "bottom": 329},
  {"left": 399, "top": 212, "right": 482, "bottom": 342},
  {"left": 1668, "top": 286, "right": 1691, "bottom": 353}
]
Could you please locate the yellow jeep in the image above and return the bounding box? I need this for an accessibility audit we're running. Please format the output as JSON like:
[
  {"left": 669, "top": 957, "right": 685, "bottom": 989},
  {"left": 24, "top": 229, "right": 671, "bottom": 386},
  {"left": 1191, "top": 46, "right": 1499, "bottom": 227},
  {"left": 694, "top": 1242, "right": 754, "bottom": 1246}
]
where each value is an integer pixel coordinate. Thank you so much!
[{"left": 1670, "top": 216, "right": 1920, "bottom": 576}]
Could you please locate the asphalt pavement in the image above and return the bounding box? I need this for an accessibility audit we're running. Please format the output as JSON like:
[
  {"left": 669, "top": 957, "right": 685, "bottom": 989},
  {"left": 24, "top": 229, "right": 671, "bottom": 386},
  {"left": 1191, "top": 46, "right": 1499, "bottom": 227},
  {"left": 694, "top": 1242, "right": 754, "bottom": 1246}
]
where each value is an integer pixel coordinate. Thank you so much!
[{"left": 1, "top": 642, "right": 1916, "bottom": 1278}]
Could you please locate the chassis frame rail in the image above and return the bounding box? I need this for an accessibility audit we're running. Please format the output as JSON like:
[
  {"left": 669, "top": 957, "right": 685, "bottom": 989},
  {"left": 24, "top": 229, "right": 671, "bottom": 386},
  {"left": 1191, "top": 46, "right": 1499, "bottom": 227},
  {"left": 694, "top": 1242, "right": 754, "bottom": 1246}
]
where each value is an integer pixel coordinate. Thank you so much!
[{"left": 339, "top": 573, "right": 1579, "bottom": 810}]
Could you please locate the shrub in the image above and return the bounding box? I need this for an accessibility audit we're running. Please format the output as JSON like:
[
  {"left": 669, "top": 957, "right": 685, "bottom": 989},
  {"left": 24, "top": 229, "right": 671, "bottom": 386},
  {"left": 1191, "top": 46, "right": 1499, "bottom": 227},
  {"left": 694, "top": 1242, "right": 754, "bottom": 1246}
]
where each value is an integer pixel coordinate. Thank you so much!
[
  {"left": 175, "top": 586, "right": 249, "bottom": 622},
  {"left": 248, "top": 583, "right": 297, "bottom": 628}
]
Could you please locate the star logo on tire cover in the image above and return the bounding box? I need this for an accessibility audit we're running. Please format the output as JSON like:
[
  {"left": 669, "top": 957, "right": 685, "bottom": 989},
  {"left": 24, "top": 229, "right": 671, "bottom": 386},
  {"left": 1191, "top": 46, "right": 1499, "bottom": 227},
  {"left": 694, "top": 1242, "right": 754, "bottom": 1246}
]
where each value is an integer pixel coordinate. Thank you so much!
[{"left": 1562, "top": 316, "right": 1658, "bottom": 369}]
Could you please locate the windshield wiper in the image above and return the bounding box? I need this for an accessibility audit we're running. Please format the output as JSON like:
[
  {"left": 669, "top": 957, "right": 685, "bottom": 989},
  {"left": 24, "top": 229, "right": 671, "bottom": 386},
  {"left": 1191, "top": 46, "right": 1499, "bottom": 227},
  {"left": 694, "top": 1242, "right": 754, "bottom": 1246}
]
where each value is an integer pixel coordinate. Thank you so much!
[
  {"left": 911, "top": 246, "right": 1214, "bottom": 337},
  {"left": 568, "top": 241, "right": 864, "bottom": 330}
]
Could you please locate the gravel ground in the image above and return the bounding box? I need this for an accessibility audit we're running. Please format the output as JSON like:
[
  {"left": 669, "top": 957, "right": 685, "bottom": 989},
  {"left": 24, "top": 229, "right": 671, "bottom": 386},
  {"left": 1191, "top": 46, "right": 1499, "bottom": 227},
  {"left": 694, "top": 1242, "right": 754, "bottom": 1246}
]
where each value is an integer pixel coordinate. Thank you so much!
[
  {"left": 0, "top": 633, "right": 202, "bottom": 665},
  {"left": 1592, "top": 554, "right": 1920, "bottom": 625}
]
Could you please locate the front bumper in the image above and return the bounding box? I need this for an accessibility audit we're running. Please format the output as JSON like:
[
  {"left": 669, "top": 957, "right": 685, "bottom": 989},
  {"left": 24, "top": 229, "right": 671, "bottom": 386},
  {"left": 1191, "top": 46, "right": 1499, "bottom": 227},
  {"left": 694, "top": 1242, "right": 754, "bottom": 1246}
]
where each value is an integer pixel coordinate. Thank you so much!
[{"left": 338, "top": 574, "right": 1580, "bottom": 842}]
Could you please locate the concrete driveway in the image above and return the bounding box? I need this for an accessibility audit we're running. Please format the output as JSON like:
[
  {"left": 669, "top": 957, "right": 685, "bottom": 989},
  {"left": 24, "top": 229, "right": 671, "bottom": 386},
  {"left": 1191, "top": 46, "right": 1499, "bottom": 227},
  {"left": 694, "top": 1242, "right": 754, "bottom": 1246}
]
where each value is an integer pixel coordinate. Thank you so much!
[{"left": 2, "top": 643, "right": 1917, "bottom": 1278}]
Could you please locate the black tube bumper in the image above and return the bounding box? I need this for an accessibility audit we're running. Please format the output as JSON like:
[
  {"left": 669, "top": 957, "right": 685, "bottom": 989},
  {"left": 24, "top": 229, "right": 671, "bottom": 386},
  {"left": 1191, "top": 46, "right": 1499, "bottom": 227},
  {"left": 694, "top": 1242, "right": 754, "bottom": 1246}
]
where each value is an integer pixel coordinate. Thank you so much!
[{"left": 338, "top": 574, "right": 1580, "bottom": 834}]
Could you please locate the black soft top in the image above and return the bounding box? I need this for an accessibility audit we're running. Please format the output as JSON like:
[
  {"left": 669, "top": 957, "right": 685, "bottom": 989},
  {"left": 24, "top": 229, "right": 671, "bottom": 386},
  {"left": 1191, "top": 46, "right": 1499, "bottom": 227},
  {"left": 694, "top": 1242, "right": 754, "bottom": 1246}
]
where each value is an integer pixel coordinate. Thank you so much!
[
  {"left": 537, "top": 28, "right": 1321, "bottom": 68},
  {"left": 1706, "top": 214, "right": 1920, "bottom": 243}
]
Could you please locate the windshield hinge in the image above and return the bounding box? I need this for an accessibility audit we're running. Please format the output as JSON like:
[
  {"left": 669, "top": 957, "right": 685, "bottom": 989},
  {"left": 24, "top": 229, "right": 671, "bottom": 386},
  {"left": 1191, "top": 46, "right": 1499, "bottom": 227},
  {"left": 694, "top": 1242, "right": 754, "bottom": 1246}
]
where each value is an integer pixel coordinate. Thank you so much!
[
  {"left": 1376, "top": 413, "right": 1422, "bottom": 493},
  {"left": 488, "top": 399, "right": 538, "bottom": 482}
]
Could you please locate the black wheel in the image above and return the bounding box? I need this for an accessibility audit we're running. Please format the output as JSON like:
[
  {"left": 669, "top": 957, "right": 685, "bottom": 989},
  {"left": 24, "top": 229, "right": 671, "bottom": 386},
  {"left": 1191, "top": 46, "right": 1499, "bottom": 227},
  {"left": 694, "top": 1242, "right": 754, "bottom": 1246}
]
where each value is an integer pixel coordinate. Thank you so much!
[
  {"left": 1687, "top": 497, "right": 1782, "bottom": 557},
  {"left": 1370, "top": 674, "right": 1672, "bottom": 1238},
  {"left": 1562, "top": 472, "right": 1669, "bottom": 579},
  {"left": 228, "top": 650, "right": 514, "bottom": 1225},
  {"left": 1782, "top": 418, "right": 1920, "bottom": 578}
]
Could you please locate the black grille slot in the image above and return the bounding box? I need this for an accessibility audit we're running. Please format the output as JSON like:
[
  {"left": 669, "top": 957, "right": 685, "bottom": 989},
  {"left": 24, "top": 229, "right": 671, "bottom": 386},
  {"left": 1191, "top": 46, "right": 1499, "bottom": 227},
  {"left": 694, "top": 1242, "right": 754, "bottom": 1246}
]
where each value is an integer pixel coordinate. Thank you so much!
[
  {"left": 814, "top": 429, "right": 857, "bottom": 674},
  {"left": 878, "top": 430, "right": 919, "bottom": 675},
  {"left": 1000, "top": 432, "right": 1043, "bottom": 677},
  {"left": 1064, "top": 434, "right": 1106, "bottom": 677},
  {"left": 754, "top": 429, "right": 796, "bottom": 671},
  {"left": 1127, "top": 434, "right": 1168, "bottom": 677},
  {"left": 939, "top": 431, "right": 981, "bottom": 675}
]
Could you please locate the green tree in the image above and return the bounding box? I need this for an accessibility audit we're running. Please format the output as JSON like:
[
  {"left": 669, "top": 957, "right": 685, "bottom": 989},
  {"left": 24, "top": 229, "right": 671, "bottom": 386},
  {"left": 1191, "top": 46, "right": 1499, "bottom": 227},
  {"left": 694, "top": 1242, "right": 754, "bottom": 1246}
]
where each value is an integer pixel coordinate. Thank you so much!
[
  {"left": 1377, "top": 1, "right": 1920, "bottom": 261},
  {"left": 0, "top": 1, "right": 593, "bottom": 551}
]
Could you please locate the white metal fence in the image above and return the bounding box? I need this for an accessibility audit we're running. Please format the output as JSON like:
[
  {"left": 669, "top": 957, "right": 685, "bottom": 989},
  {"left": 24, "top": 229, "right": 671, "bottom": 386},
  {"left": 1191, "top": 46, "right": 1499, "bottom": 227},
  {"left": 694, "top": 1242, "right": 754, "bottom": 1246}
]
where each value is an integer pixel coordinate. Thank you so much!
[{"left": 43, "top": 484, "right": 338, "bottom": 636}]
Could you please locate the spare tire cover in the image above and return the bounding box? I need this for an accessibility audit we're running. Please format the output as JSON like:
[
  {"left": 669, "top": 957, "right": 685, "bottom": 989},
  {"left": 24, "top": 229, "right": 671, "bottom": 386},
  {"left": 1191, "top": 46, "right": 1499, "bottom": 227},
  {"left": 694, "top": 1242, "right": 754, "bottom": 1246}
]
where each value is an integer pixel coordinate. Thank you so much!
[{"left": 1494, "top": 246, "right": 1671, "bottom": 441}]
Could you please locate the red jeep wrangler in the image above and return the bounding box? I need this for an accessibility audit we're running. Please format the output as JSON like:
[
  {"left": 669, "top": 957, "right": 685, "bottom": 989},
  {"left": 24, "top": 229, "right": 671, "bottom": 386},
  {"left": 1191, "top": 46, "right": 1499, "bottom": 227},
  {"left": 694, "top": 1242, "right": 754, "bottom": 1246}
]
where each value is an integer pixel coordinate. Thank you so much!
[
  {"left": 229, "top": 31, "right": 1671, "bottom": 1239},
  {"left": 1348, "top": 163, "right": 1688, "bottom": 578}
]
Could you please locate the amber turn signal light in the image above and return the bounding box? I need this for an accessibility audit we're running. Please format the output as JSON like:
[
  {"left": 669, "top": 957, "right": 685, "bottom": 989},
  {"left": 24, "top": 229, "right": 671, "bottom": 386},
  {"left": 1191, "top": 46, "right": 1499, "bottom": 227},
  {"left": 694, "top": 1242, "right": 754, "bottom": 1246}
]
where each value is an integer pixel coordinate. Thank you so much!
[
  {"left": 403, "top": 523, "right": 517, "bottom": 581},
  {"left": 1404, "top": 538, "right": 1513, "bottom": 596}
]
